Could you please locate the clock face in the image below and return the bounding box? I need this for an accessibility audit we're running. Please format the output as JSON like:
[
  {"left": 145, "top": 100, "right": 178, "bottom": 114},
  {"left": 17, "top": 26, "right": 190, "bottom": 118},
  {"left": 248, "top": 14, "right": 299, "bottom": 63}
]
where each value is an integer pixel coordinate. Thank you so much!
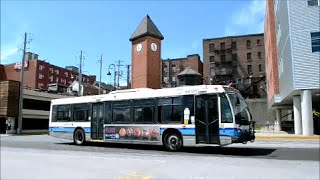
[
  {"left": 151, "top": 43, "right": 157, "bottom": 52},
  {"left": 136, "top": 43, "right": 143, "bottom": 53}
]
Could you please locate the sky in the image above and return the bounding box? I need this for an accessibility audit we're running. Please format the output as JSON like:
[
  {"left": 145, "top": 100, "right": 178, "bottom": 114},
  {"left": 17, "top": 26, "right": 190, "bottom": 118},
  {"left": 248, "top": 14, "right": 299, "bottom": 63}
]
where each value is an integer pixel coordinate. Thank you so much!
[{"left": 1, "top": 0, "right": 266, "bottom": 85}]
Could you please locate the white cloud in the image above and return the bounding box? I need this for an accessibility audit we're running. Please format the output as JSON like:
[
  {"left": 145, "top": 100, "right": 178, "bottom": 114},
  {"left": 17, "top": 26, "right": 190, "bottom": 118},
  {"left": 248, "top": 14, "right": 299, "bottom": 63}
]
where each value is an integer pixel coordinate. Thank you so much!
[
  {"left": 224, "top": 0, "right": 266, "bottom": 35},
  {"left": 0, "top": 47, "right": 19, "bottom": 63}
]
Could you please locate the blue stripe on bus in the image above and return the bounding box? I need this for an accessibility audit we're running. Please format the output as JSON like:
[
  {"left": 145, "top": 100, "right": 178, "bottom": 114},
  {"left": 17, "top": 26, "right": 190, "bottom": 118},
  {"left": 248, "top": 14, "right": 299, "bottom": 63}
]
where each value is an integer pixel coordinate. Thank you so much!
[
  {"left": 50, "top": 127, "right": 240, "bottom": 137},
  {"left": 49, "top": 127, "right": 91, "bottom": 133},
  {"left": 160, "top": 128, "right": 241, "bottom": 137}
]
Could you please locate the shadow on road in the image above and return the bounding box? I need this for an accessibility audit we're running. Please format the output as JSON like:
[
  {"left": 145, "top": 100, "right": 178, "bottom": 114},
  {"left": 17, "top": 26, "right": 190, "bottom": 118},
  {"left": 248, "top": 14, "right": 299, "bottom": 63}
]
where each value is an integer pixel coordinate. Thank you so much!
[{"left": 57, "top": 142, "right": 276, "bottom": 157}]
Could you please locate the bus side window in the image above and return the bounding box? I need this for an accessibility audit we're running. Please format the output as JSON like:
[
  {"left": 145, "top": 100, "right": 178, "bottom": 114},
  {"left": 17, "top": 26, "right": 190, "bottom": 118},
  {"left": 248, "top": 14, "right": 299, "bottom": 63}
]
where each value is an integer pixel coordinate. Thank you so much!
[
  {"left": 56, "top": 104, "right": 71, "bottom": 121},
  {"left": 133, "top": 99, "right": 155, "bottom": 124},
  {"left": 158, "top": 97, "right": 183, "bottom": 124},
  {"left": 73, "top": 103, "right": 89, "bottom": 121},
  {"left": 112, "top": 101, "right": 132, "bottom": 124}
]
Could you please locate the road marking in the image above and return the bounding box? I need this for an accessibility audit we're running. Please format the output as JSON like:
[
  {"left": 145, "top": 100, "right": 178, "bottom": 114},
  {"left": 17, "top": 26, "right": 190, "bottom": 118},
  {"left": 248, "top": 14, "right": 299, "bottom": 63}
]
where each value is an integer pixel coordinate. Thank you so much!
[{"left": 119, "top": 173, "right": 152, "bottom": 180}]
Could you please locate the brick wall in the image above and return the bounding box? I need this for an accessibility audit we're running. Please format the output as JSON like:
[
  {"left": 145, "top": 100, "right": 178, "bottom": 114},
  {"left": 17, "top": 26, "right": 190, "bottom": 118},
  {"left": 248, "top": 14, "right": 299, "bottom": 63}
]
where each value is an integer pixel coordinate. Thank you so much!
[
  {"left": 131, "top": 36, "right": 161, "bottom": 89},
  {"left": 264, "top": 0, "right": 279, "bottom": 103}
]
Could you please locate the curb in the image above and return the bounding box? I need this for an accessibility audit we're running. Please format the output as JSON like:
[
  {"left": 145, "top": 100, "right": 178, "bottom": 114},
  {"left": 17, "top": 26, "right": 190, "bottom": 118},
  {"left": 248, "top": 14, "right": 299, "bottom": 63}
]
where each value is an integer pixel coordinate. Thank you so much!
[{"left": 255, "top": 135, "right": 320, "bottom": 140}]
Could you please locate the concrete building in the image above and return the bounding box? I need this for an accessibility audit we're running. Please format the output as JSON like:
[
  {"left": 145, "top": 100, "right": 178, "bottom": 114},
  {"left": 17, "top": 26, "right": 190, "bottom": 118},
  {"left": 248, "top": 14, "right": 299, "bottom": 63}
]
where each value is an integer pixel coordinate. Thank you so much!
[
  {"left": 265, "top": 0, "right": 320, "bottom": 135},
  {"left": 130, "top": 15, "right": 163, "bottom": 89},
  {"left": 2, "top": 52, "right": 96, "bottom": 91},
  {"left": 161, "top": 54, "right": 203, "bottom": 88},
  {"left": 203, "top": 33, "right": 266, "bottom": 99}
]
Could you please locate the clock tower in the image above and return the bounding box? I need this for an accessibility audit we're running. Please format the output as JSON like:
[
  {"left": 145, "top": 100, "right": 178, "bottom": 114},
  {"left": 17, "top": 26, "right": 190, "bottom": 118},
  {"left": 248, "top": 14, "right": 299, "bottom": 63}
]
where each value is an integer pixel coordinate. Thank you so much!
[{"left": 130, "top": 15, "right": 164, "bottom": 89}]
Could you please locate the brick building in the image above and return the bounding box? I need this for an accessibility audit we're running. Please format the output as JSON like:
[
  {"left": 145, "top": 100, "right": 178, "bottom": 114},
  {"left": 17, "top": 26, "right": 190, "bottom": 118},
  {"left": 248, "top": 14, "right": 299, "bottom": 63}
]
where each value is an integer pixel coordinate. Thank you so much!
[
  {"left": 203, "top": 33, "right": 266, "bottom": 98},
  {"left": 161, "top": 54, "right": 203, "bottom": 88},
  {"left": 2, "top": 52, "right": 96, "bottom": 91}
]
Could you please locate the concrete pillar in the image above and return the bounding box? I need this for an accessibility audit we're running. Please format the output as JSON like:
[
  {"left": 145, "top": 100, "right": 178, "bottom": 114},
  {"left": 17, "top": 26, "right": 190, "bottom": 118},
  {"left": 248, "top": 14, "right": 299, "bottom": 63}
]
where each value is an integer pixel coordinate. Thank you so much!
[
  {"left": 301, "top": 90, "right": 314, "bottom": 136},
  {"left": 274, "top": 109, "right": 282, "bottom": 131},
  {"left": 293, "top": 95, "right": 302, "bottom": 135}
]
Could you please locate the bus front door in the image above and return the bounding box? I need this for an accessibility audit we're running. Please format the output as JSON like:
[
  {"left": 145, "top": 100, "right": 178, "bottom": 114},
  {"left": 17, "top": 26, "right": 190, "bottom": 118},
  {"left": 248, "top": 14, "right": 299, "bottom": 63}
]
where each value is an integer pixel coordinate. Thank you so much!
[
  {"left": 195, "top": 94, "right": 219, "bottom": 144},
  {"left": 91, "top": 103, "right": 104, "bottom": 140}
]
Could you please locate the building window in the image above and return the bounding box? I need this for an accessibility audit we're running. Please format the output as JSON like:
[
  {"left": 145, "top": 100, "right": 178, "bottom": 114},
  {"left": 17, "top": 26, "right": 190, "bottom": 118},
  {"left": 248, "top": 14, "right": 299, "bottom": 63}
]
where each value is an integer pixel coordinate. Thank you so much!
[
  {"left": 220, "top": 42, "right": 226, "bottom": 50},
  {"left": 231, "top": 41, "right": 237, "bottom": 50},
  {"left": 221, "top": 67, "right": 226, "bottom": 75},
  {"left": 163, "top": 77, "right": 169, "bottom": 84},
  {"left": 39, "top": 65, "right": 45, "bottom": 71},
  {"left": 38, "top": 73, "right": 44, "bottom": 79},
  {"left": 210, "top": 56, "right": 215, "bottom": 63},
  {"left": 163, "top": 65, "right": 168, "bottom": 73},
  {"left": 56, "top": 77, "right": 59, "bottom": 83},
  {"left": 172, "top": 77, "right": 176, "bottom": 82},
  {"left": 49, "top": 68, "right": 53, "bottom": 73},
  {"left": 247, "top": 65, "right": 252, "bottom": 75},
  {"left": 246, "top": 40, "right": 251, "bottom": 48},
  {"left": 172, "top": 65, "right": 177, "bottom": 73},
  {"left": 258, "top": 52, "right": 262, "bottom": 59},
  {"left": 259, "top": 64, "right": 263, "bottom": 72},
  {"left": 232, "top": 54, "right": 237, "bottom": 61},
  {"left": 210, "top": 67, "right": 215, "bottom": 76},
  {"left": 311, "top": 32, "right": 320, "bottom": 52},
  {"left": 55, "top": 69, "right": 59, "bottom": 75},
  {"left": 71, "top": 74, "right": 74, "bottom": 79},
  {"left": 65, "top": 72, "right": 68, "bottom": 77},
  {"left": 209, "top": 43, "right": 215, "bottom": 52},
  {"left": 257, "top": 39, "right": 261, "bottom": 46},
  {"left": 247, "top": 53, "right": 252, "bottom": 61},
  {"left": 210, "top": 67, "right": 216, "bottom": 76},
  {"left": 49, "top": 76, "right": 53, "bottom": 82},
  {"left": 308, "top": 0, "right": 319, "bottom": 6},
  {"left": 221, "top": 55, "right": 226, "bottom": 62}
]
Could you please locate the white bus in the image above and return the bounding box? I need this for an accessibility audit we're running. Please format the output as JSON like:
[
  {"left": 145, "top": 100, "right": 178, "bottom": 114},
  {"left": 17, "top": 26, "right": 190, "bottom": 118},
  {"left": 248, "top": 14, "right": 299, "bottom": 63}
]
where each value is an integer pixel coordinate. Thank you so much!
[{"left": 49, "top": 85, "right": 255, "bottom": 151}]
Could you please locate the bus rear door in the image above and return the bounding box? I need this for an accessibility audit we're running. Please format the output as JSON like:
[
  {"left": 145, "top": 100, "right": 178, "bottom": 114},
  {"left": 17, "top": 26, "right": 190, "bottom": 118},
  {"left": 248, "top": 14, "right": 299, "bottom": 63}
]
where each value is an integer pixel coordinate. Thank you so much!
[
  {"left": 195, "top": 94, "right": 219, "bottom": 144},
  {"left": 91, "top": 103, "right": 104, "bottom": 140}
]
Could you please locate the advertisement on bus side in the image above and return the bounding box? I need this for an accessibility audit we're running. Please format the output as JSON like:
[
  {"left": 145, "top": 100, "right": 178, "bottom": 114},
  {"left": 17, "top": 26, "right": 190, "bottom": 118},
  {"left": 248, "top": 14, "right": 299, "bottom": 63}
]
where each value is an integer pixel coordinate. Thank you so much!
[{"left": 104, "top": 126, "right": 160, "bottom": 141}]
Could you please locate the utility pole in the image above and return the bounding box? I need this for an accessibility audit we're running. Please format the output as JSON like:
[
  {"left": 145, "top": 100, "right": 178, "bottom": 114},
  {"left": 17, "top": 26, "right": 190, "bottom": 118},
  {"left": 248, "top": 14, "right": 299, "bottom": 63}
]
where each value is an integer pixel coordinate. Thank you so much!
[
  {"left": 17, "top": 32, "right": 27, "bottom": 135},
  {"left": 115, "top": 60, "right": 124, "bottom": 89},
  {"left": 78, "top": 51, "right": 83, "bottom": 96},
  {"left": 98, "top": 55, "right": 103, "bottom": 94},
  {"left": 126, "top": 65, "right": 131, "bottom": 89}
]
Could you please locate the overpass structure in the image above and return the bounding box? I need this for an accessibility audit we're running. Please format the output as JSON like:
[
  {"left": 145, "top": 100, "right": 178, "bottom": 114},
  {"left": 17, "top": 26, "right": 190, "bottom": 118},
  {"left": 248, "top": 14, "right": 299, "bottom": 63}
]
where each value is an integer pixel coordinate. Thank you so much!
[{"left": 1, "top": 81, "right": 68, "bottom": 134}]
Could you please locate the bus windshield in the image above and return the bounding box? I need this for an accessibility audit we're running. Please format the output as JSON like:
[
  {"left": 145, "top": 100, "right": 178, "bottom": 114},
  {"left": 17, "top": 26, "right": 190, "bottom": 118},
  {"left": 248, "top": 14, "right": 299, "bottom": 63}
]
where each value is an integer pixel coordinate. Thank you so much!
[{"left": 224, "top": 88, "right": 251, "bottom": 124}]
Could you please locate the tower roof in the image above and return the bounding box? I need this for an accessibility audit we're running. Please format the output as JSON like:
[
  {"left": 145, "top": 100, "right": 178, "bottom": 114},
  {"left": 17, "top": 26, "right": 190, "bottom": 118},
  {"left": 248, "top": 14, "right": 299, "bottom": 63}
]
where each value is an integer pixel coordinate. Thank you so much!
[
  {"left": 177, "top": 66, "right": 201, "bottom": 77},
  {"left": 130, "top": 15, "right": 164, "bottom": 41}
]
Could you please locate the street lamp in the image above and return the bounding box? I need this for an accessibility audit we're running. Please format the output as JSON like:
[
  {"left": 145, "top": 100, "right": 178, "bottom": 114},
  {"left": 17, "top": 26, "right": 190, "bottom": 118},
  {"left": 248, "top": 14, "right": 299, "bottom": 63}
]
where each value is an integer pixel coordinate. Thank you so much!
[{"left": 107, "top": 64, "right": 116, "bottom": 91}]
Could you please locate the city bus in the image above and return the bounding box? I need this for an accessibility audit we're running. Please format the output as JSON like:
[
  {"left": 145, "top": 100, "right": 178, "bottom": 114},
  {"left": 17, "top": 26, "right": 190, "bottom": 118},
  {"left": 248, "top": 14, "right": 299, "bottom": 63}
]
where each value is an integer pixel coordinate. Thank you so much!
[{"left": 49, "top": 85, "right": 255, "bottom": 151}]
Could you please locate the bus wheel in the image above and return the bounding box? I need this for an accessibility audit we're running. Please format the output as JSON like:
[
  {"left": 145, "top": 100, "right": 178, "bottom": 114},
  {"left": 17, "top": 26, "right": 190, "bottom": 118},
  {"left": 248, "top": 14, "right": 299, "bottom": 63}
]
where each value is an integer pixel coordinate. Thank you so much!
[
  {"left": 74, "top": 128, "right": 86, "bottom": 145},
  {"left": 164, "top": 133, "right": 182, "bottom": 152}
]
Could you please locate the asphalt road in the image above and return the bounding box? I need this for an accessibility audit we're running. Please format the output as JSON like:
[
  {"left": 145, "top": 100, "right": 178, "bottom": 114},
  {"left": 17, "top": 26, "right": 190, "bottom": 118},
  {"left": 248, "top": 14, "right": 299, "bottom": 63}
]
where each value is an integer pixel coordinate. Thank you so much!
[{"left": 1, "top": 135, "right": 319, "bottom": 179}]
